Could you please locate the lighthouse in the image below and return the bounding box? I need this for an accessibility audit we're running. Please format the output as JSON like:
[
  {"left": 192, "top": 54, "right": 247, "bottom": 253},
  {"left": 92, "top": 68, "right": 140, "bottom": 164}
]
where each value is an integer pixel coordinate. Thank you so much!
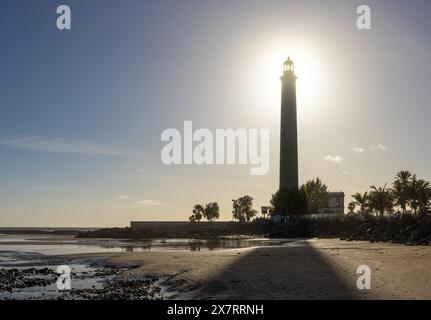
[{"left": 279, "top": 57, "right": 299, "bottom": 190}]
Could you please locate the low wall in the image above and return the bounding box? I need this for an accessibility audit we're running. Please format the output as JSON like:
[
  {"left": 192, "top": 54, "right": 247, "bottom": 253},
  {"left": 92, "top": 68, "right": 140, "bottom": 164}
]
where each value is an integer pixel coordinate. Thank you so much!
[{"left": 130, "top": 221, "right": 239, "bottom": 232}]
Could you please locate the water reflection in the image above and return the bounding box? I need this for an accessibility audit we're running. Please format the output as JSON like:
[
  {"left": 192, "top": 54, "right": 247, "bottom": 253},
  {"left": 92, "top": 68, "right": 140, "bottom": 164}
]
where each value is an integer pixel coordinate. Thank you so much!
[
  {"left": 92, "top": 239, "right": 293, "bottom": 253},
  {"left": 0, "top": 237, "right": 296, "bottom": 262}
]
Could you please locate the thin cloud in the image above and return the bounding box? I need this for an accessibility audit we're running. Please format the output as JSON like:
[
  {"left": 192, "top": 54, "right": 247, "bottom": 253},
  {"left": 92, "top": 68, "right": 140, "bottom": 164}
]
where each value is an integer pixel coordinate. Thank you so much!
[
  {"left": 118, "top": 195, "right": 129, "bottom": 200},
  {"left": 369, "top": 144, "right": 387, "bottom": 151},
  {"left": 353, "top": 147, "right": 365, "bottom": 153},
  {"left": 134, "top": 200, "right": 163, "bottom": 207},
  {"left": 324, "top": 155, "right": 344, "bottom": 164},
  {"left": 0, "top": 135, "right": 138, "bottom": 156}
]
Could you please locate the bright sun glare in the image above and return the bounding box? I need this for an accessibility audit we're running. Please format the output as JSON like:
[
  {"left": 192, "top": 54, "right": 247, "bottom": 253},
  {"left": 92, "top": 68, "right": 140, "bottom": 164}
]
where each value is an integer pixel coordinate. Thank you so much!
[{"left": 255, "top": 43, "right": 325, "bottom": 119}]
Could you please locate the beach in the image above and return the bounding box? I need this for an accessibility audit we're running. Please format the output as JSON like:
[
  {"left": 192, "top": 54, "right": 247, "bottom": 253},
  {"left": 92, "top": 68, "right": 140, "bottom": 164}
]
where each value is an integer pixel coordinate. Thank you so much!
[
  {"left": 64, "top": 238, "right": 431, "bottom": 299},
  {"left": 1, "top": 236, "right": 431, "bottom": 299}
]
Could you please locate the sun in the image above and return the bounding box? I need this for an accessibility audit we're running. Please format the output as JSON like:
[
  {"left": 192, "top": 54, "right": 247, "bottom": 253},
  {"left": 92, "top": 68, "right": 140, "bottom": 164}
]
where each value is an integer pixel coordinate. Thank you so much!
[{"left": 254, "top": 42, "right": 325, "bottom": 119}]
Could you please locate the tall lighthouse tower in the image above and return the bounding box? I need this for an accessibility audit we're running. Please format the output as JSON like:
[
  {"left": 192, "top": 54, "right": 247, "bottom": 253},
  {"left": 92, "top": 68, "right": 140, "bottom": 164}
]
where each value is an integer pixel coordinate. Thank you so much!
[{"left": 279, "top": 57, "right": 299, "bottom": 190}]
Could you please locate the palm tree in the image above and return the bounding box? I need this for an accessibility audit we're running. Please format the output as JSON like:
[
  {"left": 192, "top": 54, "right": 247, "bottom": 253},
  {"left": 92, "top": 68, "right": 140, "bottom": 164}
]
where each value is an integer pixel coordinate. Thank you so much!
[
  {"left": 300, "top": 177, "right": 328, "bottom": 213},
  {"left": 392, "top": 170, "right": 412, "bottom": 213},
  {"left": 408, "top": 175, "right": 420, "bottom": 214},
  {"left": 392, "top": 171, "right": 431, "bottom": 215},
  {"left": 369, "top": 184, "right": 394, "bottom": 216},
  {"left": 351, "top": 192, "right": 369, "bottom": 214},
  {"left": 396, "top": 170, "right": 412, "bottom": 185},
  {"left": 392, "top": 181, "right": 406, "bottom": 213},
  {"left": 415, "top": 179, "right": 431, "bottom": 214}
]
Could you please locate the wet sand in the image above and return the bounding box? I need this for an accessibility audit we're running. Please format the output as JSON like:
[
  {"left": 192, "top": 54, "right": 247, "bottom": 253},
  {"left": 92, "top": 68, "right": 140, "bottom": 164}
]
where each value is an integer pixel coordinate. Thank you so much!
[{"left": 63, "top": 239, "right": 431, "bottom": 300}]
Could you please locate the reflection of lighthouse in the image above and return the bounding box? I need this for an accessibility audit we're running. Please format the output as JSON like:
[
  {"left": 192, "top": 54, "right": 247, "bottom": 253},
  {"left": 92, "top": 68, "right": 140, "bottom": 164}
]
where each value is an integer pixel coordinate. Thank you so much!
[{"left": 279, "top": 57, "right": 298, "bottom": 190}]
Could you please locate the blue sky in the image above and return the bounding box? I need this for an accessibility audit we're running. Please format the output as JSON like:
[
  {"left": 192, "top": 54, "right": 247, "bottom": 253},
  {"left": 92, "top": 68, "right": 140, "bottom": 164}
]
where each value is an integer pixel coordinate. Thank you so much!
[{"left": 1, "top": 0, "right": 431, "bottom": 226}]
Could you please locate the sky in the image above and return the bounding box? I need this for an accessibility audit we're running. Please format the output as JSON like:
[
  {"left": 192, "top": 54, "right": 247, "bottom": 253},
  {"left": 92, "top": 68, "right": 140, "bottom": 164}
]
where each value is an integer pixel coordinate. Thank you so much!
[{"left": 1, "top": 0, "right": 431, "bottom": 227}]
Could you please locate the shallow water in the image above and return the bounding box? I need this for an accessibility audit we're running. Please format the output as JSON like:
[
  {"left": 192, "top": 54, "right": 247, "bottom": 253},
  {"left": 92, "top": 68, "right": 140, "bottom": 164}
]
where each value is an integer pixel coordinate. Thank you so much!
[
  {"left": 0, "top": 234, "right": 297, "bottom": 266},
  {"left": 0, "top": 234, "right": 302, "bottom": 300}
]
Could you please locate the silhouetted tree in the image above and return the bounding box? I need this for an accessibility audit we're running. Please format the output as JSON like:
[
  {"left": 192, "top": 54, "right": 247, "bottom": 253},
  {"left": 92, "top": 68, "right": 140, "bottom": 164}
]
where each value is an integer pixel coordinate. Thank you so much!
[
  {"left": 409, "top": 175, "right": 420, "bottom": 214},
  {"left": 369, "top": 184, "right": 394, "bottom": 216},
  {"left": 418, "top": 182, "right": 431, "bottom": 214},
  {"left": 300, "top": 177, "right": 328, "bottom": 213},
  {"left": 204, "top": 202, "right": 220, "bottom": 222},
  {"left": 189, "top": 204, "right": 204, "bottom": 223},
  {"left": 352, "top": 192, "right": 370, "bottom": 214},
  {"left": 409, "top": 177, "right": 431, "bottom": 214},
  {"left": 349, "top": 170, "right": 431, "bottom": 217},
  {"left": 270, "top": 187, "right": 308, "bottom": 218},
  {"left": 392, "top": 170, "right": 412, "bottom": 213},
  {"left": 232, "top": 195, "right": 257, "bottom": 223}
]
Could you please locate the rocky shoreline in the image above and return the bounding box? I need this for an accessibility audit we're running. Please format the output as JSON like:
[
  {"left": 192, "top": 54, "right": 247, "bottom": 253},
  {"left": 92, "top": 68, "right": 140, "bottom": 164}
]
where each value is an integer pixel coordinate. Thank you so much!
[
  {"left": 0, "top": 263, "right": 163, "bottom": 300},
  {"left": 309, "top": 214, "right": 431, "bottom": 245},
  {"left": 0, "top": 267, "right": 57, "bottom": 292}
]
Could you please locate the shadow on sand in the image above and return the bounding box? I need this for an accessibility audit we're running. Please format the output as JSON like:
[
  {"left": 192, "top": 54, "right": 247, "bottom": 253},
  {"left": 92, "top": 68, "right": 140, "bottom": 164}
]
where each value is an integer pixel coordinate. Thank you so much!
[{"left": 194, "top": 241, "right": 359, "bottom": 300}]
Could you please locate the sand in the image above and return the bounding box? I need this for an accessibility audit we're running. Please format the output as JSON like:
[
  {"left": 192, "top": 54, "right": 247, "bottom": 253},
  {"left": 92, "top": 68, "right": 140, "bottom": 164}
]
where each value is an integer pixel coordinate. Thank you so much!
[{"left": 62, "top": 238, "right": 431, "bottom": 300}]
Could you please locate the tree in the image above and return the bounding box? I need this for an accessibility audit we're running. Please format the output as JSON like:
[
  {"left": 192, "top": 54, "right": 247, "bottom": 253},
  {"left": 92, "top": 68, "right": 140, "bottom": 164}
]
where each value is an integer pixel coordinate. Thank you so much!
[
  {"left": 232, "top": 195, "right": 257, "bottom": 223},
  {"left": 391, "top": 171, "right": 430, "bottom": 215},
  {"left": 351, "top": 192, "right": 370, "bottom": 214},
  {"left": 392, "top": 170, "right": 412, "bottom": 213},
  {"left": 348, "top": 170, "right": 431, "bottom": 217},
  {"left": 270, "top": 187, "right": 308, "bottom": 218},
  {"left": 369, "top": 184, "right": 394, "bottom": 216},
  {"left": 189, "top": 204, "right": 204, "bottom": 223},
  {"left": 204, "top": 202, "right": 220, "bottom": 222},
  {"left": 412, "top": 178, "right": 431, "bottom": 215},
  {"left": 300, "top": 177, "right": 328, "bottom": 213},
  {"left": 347, "top": 202, "right": 356, "bottom": 213},
  {"left": 408, "top": 175, "right": 420, "bottom": 214},
  {"left": 396, "top": 170, "right": 413, "bottom": 185},
  {"left": 417, "top": 181, "right": 431, "bottom": 214},
  {"left": 392, "top": 181, "right": 406, "bottom": 213}
]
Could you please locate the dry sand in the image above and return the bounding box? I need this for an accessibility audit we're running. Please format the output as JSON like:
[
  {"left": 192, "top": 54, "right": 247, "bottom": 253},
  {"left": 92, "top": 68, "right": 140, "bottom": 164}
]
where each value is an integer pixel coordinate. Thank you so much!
[{"left": 63, "top": 238, "right": 431, "bottom": 300}]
